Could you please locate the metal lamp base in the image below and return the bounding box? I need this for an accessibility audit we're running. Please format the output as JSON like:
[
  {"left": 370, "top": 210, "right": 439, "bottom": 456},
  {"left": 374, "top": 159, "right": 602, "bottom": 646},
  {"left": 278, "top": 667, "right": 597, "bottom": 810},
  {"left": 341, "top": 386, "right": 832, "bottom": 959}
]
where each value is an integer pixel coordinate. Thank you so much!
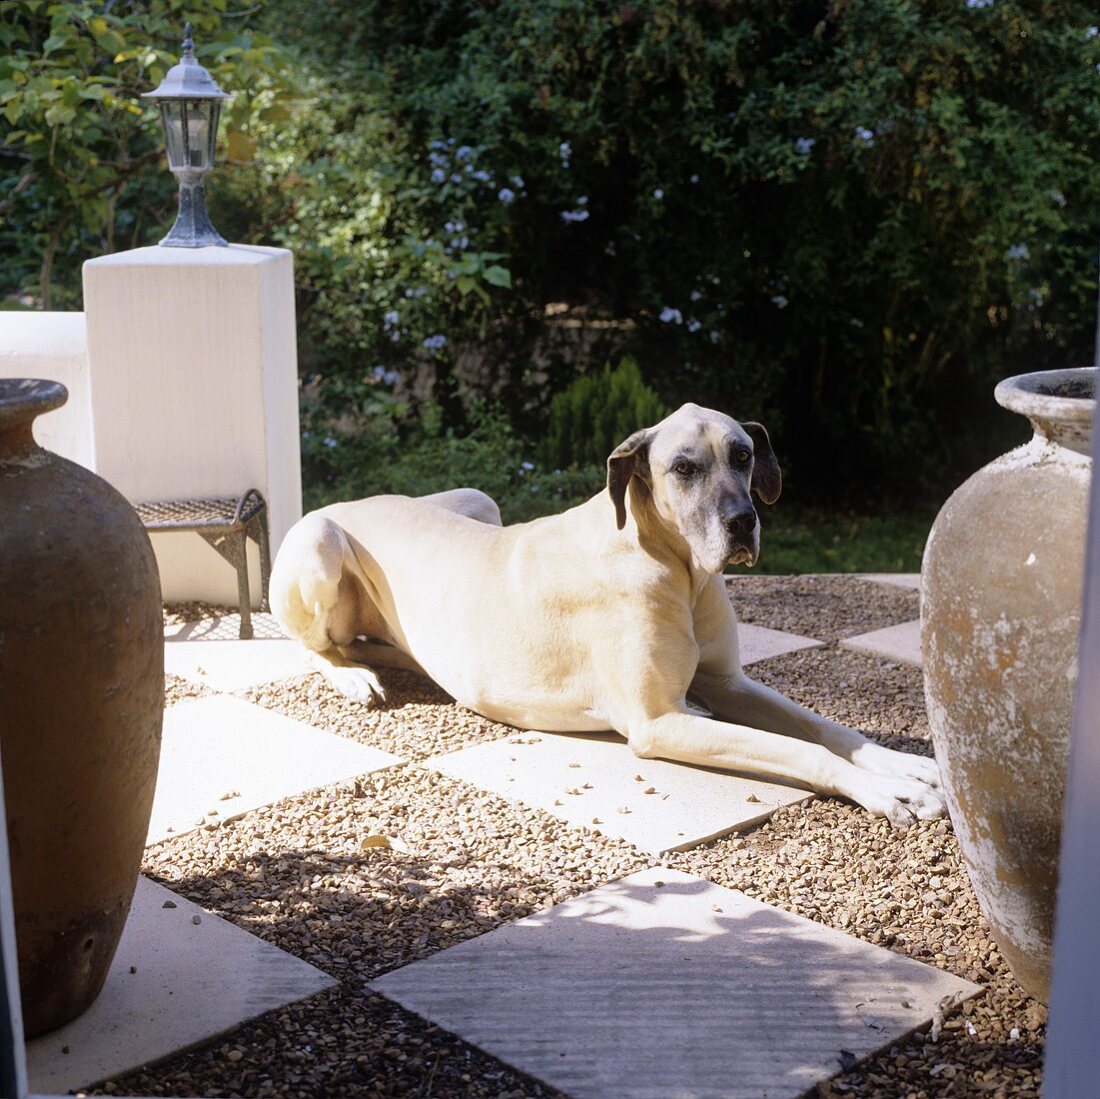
[{"left": 159, "top": 179, "right": 228, "bottom": 249}]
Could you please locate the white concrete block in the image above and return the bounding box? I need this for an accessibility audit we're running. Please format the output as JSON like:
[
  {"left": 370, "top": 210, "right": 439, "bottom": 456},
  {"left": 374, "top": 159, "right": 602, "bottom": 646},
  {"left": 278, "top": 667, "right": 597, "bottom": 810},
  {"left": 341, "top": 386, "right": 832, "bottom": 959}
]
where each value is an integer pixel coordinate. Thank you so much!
[
  {"left": 857, "top": 573, "right": 921, "bottom": 591},
  {"left": 423, "top": 732, "right": 811, "bottom": 853},
  {"left": 26, "top": 877, "right": 335, "bottom": 1095},
  {"left": 373, "top": 868, "right": 981, "bottom": 1099},
  {"left": 739, "top": 622, "right": 824, "bottom": 665},
  {"left": 82, "top": 245, "right": 302, "bottom": 605},
  {"left": 0, "top": 311, "right": 93, "bottom": 467},
  {"left": 840, "top": 620, "right": 922, "bottom": 667},
  {"left": 149, "top": 694, "right": 399, "bottom": 844},
  {"left": 162, "top": 637, "right": 311, "bottom": 692}
]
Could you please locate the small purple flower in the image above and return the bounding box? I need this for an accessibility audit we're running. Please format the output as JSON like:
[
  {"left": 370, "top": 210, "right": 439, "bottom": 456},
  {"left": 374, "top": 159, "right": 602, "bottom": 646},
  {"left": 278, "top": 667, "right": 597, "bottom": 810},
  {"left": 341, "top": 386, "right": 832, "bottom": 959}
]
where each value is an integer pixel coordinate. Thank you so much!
[
  {"left": 511, "top": 175, "right": 525, "bottom": 189},
  {"left": 498, "top": 187, "right": 516, "bottom": 204},
  {"left": 431, "top": 168, "right": 446, "bottom": 184},
  {"left": 455, "top": 145, "right": 475, "bottom": 162},
  {"left": 383, "top": 310, "right": 400, "bottom": 329},
  {"left": 422, "top": 334, "right": 447, "bottom": 351},
  {"left": 854, "top": 127, "right": 874, "bottom": 146},
  {"left": 560, "top": 209, "right": 590, "bottom": 223},
  {"left": 1006, "top": 243, "right": 1030, "bottom": 261},
  {"left": 653, "top": 188, "right": 664, "bottom": 200},
  {"left": 659, "top": 307, "right": 683, "bottom": 324},
  {"left": 794, "top": 137, "right": 816, "bottom": 155},
  {"left": 771, "top": 295, "right": 789, "bottom": 309}
]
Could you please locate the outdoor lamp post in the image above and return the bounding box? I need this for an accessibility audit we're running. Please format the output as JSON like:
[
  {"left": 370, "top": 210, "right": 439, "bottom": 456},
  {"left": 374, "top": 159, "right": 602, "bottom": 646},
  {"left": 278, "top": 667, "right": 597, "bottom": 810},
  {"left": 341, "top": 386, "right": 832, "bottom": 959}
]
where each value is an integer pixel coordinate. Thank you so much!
[{"left": 142, "top": 23, "right": 231, "bottom": 248}]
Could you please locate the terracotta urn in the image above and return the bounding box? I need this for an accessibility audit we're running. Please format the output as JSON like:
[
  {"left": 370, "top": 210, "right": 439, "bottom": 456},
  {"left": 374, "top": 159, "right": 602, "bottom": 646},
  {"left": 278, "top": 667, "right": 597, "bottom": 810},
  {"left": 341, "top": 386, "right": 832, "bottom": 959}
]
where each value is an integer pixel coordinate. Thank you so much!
[
  {"left": 921, "top": 366, "right": 1095, "bottom": 1002},
  {"left": 0, "top": 378, "right": 163, "bottom": 1036}
]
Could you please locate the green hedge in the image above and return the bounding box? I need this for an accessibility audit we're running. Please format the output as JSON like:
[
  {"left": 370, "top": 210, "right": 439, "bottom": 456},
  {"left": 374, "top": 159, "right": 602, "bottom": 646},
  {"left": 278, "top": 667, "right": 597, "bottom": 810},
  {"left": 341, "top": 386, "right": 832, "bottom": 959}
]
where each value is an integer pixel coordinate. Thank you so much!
[{"left": 3, "top": 1, "right": 1098, "bottom": 502}]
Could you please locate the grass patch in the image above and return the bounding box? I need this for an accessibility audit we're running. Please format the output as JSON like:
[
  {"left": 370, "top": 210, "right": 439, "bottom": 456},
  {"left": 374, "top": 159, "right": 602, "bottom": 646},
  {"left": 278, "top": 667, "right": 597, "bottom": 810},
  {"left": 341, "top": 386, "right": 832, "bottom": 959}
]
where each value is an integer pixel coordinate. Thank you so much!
[{"left": 729, "top": 504, "right": 936, "bottom": 576}]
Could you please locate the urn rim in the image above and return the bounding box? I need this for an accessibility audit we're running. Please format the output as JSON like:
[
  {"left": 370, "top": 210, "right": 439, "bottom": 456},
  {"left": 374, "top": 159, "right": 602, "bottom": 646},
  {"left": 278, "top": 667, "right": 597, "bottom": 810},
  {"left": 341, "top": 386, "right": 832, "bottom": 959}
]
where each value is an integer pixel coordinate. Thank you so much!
[
  {"left": 994, "top": 367, "right": 1096, "bottom": 427},
  {"left": 0, "top": 377, "right": 69, "bottom": 433}
]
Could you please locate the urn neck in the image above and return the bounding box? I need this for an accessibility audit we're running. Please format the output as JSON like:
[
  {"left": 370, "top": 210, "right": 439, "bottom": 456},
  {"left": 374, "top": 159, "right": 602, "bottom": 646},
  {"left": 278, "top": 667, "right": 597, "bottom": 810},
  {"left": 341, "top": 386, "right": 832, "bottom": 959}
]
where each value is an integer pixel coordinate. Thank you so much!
[
  {"left": 0, "top": 379, "right": 68, "bottom": 458},
  {"left": 994, "top": 368, "right": 1096, "bottom": 457}
]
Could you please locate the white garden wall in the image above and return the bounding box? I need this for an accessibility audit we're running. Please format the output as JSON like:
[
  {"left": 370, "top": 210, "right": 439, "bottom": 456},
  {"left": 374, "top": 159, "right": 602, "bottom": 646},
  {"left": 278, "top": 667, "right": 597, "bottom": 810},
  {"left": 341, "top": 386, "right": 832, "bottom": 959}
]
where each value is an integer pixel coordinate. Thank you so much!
[{"left": 0, "top": 245, "right": 302, "bottom": 609}]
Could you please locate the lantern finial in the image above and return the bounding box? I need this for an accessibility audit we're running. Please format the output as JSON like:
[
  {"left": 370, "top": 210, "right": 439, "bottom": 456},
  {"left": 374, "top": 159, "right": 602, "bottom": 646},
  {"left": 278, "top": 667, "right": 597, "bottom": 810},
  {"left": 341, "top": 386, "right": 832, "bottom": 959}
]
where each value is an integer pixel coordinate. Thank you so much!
[{"left": 181, "top": 23, "right": 195, "bottom": 59}]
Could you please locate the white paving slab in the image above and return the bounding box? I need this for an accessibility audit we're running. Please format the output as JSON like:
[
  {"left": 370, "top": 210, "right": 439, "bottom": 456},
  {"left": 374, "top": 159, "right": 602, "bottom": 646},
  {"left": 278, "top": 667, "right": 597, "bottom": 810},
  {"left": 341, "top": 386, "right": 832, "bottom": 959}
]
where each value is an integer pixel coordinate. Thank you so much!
[
  {"left": 149, "top": 695, "right": 399, "bottom": 844},
  {"left": 423, "top": 732, "right": 811, "bottom": 853},
  {"left": 738, "top": 621, "right": 824, "bottom": 664},
  {"left": 27, "top": 877, "right": 335, "bottom": 1095},
  {"left": 856, "top": 572, "right": 921, "bottom": 591},
  {"left": 165, "top": 611, "right": 289, "bottom": 641},
  {"left": 373, "top": 868, "right": 980, "bottom": 1099},
  {"left": 840, "top": 619, "right": 922, "bottom": 667},
  {"left": 163, "top": 636, "right": 311, "bottom": 691}
]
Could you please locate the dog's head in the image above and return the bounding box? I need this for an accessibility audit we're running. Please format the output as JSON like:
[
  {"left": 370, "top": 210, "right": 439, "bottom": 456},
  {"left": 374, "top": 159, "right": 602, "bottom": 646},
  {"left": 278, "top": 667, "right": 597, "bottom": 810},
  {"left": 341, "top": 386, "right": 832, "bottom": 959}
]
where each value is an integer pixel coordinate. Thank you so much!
[{"left": 606, "top": 402, "right": 781, "bottom": 574}]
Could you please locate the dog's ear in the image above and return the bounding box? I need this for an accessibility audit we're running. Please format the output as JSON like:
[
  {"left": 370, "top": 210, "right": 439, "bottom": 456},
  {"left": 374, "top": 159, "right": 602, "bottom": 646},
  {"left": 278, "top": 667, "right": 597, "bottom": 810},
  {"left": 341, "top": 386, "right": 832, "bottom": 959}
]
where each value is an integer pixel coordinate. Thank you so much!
[
  {"left": 607, "top": 428, "right": 652, "bottom": 530},
  {"left": 741, "top": 422, "right": 782, "bottom": 505}
]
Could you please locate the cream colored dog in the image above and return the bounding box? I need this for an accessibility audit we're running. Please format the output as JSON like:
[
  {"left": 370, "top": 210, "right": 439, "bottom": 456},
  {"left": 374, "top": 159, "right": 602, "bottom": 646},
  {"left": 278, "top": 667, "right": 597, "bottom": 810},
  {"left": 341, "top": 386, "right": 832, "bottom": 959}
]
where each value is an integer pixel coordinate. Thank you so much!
[{"left": 271, "top": 403, "right": 944, "bottom": 827}]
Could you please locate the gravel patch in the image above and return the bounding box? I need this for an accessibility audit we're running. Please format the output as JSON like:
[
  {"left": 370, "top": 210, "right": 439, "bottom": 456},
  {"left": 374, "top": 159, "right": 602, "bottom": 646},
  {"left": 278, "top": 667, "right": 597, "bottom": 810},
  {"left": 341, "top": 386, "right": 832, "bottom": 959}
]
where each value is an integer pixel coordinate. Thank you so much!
[
  {"left": 751, "top": 646, "right": 934, "bottom": 757},
  {"left": 164, "top": 602, "right": 238, "bottom": 627},
  {"left": 112, "top": 768, "right": 644, "bottom": 1098},
  {"left": 727, "top": 574, "right": 918, "bottom": 643},
  {"left": 102, "top": 582, "right": 1045, "bottom": 1098},
  {"left": 164, "top": 673, "right": 211, "bottom": 709},
  {"left": 241, "top": 671, "right": 516, "bottom": 760}
]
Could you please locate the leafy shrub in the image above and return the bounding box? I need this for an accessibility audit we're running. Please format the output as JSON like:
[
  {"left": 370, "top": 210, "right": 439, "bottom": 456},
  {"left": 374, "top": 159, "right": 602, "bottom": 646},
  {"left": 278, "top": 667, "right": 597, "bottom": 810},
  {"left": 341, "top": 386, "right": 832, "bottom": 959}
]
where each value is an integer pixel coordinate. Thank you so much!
[
  {"left": 541, "top": 357, "right": 667, "bottom": 470},
  {"left": 301, "top": 386, "right": 605, "bottom": 523},
  {"left": 259, "top": 0, "right": 1098, "bottom": 503},
  {"left": 0, "top": 1, "right": 287, "bottom": 309},
  {"left": 4, "top": 1, "right": 1097, "bottom": 504}
]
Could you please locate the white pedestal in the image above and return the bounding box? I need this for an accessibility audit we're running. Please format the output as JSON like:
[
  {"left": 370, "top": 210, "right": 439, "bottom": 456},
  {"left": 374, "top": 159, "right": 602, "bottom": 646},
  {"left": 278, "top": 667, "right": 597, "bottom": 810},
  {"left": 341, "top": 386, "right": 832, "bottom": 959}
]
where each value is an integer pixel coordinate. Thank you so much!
[{"left": 82, "top": 245, "right": 302, "bottom": 607}]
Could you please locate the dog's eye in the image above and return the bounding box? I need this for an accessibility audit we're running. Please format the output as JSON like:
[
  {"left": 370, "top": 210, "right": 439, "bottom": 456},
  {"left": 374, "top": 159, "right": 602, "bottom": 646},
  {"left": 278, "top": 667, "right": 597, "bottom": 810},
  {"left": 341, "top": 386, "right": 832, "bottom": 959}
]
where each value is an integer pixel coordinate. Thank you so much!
[
  {"left": 672, "top": 460, "right": 698, "bottom": 477},
  {"left": 733, "top": 449, "right": 751, "bottom": 465}
]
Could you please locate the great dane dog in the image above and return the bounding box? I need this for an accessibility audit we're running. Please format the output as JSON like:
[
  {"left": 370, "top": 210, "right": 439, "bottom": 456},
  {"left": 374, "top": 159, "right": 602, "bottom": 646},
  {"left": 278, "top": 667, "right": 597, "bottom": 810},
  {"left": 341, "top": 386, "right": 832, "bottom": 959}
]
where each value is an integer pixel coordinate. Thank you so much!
[{"left": 272, "top": 403, "right": 944, "bottom": 827}]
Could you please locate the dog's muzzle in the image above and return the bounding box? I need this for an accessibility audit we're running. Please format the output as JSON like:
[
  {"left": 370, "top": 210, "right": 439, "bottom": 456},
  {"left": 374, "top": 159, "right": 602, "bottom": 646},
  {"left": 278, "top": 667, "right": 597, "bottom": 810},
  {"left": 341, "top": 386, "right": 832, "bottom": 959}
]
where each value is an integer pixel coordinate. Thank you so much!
[{"left": 724, "top": 508, "right": 759, "bottom": 565}]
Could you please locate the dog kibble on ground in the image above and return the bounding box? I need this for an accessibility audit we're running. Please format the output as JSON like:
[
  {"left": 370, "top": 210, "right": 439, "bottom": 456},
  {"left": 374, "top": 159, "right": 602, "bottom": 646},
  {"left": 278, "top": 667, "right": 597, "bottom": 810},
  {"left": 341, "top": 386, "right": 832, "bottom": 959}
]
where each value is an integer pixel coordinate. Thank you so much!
[{"left": 102, "top": 577, "right": 1045, "bottom": 1098}]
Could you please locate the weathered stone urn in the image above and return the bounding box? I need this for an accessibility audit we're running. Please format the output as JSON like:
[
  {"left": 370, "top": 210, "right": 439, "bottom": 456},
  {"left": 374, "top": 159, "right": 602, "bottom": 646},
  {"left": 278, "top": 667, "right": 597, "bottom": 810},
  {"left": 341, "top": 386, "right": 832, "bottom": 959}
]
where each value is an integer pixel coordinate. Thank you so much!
[
  {"left": 0, "top": 378, "right": 163, "bottom": 1036},
  {"left": 921, "top": 366, "right": 1095, "bottom": 1002}
]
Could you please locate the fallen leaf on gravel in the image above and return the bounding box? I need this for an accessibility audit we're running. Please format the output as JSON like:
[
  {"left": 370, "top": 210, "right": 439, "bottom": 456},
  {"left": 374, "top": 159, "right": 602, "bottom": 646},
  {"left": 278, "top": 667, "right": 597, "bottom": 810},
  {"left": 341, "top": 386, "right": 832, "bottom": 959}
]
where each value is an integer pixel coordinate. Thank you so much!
[{"left": 359, "top": 834, "right": 412, "bottom": 853}]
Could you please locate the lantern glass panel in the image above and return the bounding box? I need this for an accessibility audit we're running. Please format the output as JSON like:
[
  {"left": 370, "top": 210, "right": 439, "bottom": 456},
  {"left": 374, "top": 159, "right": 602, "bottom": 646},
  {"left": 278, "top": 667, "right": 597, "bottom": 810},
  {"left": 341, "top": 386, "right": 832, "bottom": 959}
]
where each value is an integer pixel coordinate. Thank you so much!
[{"left": 159, "top": 99, "right": 220, "bottom": 171}]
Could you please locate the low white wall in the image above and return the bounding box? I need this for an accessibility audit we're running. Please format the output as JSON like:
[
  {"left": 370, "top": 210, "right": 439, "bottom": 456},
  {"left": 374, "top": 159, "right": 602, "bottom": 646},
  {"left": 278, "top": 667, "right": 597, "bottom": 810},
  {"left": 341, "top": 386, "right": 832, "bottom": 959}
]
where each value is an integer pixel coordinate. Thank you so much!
[
  {"left": 0, "top": 246, "right": 302, "bottom": 610},
  {"left": 0, "top": 312, "right": 94, "bottom": 468}
]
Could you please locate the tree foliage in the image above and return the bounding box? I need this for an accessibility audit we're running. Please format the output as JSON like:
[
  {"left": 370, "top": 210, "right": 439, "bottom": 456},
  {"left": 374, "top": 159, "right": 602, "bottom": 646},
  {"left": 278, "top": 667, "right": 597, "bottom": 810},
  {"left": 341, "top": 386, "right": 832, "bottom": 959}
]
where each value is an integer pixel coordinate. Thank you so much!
[
  {"left": 2, "top": 0, "right": 1097, "bottom": 499},
  {"left": 0, "top": 0, "right": 285, "bottom": 308}
]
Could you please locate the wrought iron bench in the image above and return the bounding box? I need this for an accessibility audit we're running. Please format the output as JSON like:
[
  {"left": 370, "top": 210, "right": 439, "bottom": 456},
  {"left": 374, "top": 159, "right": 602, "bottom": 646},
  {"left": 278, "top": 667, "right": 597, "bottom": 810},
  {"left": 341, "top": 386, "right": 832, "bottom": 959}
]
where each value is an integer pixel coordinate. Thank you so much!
[{"left": 134, "top": 489, "right": 271, "bottom": 640}]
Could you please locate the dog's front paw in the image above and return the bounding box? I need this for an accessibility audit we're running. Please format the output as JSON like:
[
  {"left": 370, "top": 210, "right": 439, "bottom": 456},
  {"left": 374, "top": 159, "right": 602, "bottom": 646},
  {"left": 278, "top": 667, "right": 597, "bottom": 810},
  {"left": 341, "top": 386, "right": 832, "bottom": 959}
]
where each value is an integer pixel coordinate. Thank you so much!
[
  {"left": 310, "top": 653, "right": 386, "bottom": 705},
  {"left": 853, "top": 742, "right": 943, "bottom": 790},
  {"left": 851, "top": 773, "right": 947, "bottom": 830}
]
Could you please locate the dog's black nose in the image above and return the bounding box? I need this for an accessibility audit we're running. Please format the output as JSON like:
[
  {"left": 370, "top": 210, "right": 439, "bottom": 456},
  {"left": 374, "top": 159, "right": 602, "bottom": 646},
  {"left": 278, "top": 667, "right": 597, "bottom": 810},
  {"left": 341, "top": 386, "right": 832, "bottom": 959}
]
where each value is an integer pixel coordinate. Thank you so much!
[{"left": 724, "top": 508, "right": 757, "bottom": 539}]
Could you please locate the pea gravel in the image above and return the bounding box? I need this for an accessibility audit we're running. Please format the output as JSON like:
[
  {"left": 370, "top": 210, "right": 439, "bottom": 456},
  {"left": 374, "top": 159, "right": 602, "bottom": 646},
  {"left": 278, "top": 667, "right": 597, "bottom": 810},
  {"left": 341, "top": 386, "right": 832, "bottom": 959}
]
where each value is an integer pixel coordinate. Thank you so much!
[
  {"left": 727, "top": 574, "right": 919, "bottom": 644},
  {"left": 88, "top": 578, "right": 1044, "bottom": 1097}
]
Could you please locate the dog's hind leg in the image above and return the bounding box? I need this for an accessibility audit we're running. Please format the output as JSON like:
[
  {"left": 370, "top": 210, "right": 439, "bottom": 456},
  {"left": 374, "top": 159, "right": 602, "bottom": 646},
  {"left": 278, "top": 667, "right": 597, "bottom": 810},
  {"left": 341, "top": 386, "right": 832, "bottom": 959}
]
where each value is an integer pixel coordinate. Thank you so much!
[{"left": 270, "top": 513, "right": 392, "bottom": 703}]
